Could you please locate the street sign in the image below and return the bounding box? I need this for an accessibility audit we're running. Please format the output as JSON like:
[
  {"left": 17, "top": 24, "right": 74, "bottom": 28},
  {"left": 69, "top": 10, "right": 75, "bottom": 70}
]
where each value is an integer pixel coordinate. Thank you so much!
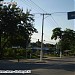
[{"left": 68, "top": 11, "right": 75, "bottom": 20}]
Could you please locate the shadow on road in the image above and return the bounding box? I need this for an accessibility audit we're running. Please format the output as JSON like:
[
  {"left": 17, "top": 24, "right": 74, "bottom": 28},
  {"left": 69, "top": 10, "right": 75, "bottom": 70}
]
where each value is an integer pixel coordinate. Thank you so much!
[{"left": 0, "top": 59, "right": 75, "bottom": 72}]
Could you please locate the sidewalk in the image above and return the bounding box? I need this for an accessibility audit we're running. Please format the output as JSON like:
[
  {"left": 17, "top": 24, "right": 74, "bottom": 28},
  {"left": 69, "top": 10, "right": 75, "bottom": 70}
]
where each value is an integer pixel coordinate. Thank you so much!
[
  {"left": 8, "top": 56, "right": 61, "bottom": 63},
  {"left": 0, "top": 56, "right": 75, "bottom": 63}
]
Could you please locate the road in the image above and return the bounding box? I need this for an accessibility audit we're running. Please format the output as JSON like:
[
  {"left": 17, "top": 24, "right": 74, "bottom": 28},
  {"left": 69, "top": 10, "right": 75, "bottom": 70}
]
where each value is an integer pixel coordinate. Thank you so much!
[{"left": 0, "top": 57, "right": 75, "bottom": 75}]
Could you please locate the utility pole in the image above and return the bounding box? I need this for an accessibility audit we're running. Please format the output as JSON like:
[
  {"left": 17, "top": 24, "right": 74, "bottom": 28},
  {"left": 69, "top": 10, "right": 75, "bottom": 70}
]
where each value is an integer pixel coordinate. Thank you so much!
[
  {"left": 40, "top": 14, "right": 44, "bottom": 61},
  {"left": 59, "top": 32, "right": 64, "bottom": 58},
  {"left": 40, "top": 13, "right": 51, "bottom": 61}
]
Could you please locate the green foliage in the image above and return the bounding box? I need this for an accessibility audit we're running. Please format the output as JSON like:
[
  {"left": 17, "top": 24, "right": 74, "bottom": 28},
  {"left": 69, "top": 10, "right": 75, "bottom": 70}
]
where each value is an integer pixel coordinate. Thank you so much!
[
  {"left": 51, "top": 27, "right": 75, "bottom": 55},
  {"left": 3, "top": 48, "right": 39, "bottom": 59},
  {"left": 51, "top": 27, "right": 62, "bottom": 40},
  {"left": 0, "top": 4, "right": 37, "bottom": 58},
  {"left": 3, "top": 48, "right": 15, "bottom": 59},
  {"left": 1, "top": 4, "right": 37, "bottom": 47},
  {"left": 36, "top": 50, "right": 40, "bottom": 55}
]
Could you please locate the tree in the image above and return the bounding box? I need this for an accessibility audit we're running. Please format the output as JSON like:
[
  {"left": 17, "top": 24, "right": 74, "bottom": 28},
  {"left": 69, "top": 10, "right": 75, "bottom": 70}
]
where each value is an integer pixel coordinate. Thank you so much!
[
  {"left": 51, "top": 27, "right": 62, "bottom": 40},
  {"left": 0, "top": 0, "right": 4, "bottom": 58},
  {"left": 62, "top": 29, "right": 75, "bottom": 54},
  {"left": 0, "top": 4, "right": 37, "bottom": 58},
  {"left": 51, "top": 27, "right": 75, "bottom": 55}
]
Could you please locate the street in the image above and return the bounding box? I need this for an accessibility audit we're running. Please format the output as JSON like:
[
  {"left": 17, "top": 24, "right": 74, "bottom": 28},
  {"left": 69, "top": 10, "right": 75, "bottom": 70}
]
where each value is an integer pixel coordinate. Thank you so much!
[{"left": 0, "top": 57, "right": 75, "bottom": 75}]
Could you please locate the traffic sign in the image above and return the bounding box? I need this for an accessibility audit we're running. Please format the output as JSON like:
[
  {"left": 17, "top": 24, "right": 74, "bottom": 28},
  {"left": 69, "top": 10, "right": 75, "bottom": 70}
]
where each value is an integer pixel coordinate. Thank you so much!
[{"left": 68, "top": 11, "right": 75, "bottom": 20}]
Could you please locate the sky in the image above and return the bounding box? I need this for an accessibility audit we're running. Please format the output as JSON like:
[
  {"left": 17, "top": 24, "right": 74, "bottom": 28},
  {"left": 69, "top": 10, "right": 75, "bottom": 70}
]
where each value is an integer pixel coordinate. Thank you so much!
[{"left": 4, "top": 0, "right": 75, "bottom": 44}]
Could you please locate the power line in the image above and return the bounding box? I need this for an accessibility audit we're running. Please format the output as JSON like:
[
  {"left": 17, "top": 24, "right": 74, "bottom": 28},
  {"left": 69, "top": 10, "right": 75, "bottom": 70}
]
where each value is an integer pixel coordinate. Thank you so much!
[
  {"left": 21, "top": 0, "right": 42, "bottom": 19},
  {"left": 21, "top": 0, "right": 62, "bottom": 43},
  {"left": 21, "top": 0, "right": 57, "bottom": 28},
  {"left": 29, "top": 0, "right": 67, "bottom": 14},
  {"left": 20, "top": 0, "right": 66, "bottom": 46},
  {"left": 27, "top": 0, "right": 60, "bottom": 49},
  {"left": 13, "top": 0, "right": 68, "bottom": 15},
  {"left": 24, "top": 0, "right": 61, "bottom": 27},
  {"left": 21, "top": 0, "right": 39, "bottom": 13},
  {"left": 44, "top": 15, "right": 58, "bottom": 27},
  {"left": 30, "top": 0, "right": 46, "bottom": 13},
  {"left": 29, "top": 0, "right": 61, "bottom": 27},
  {"left": 21, "top": 0, "right": 32, "bottom": 9},
  {"left": 50, "top": 15, "right": 59, "bottom": 26},
  {"left": 22, "top": 0, "right": 65, "bottom": 28},
  {"left": 16, "top": 0, "right": 59, "bottom": 28},
  {"left": 51, "top": 12, "right": 67, "bottom": 14}
]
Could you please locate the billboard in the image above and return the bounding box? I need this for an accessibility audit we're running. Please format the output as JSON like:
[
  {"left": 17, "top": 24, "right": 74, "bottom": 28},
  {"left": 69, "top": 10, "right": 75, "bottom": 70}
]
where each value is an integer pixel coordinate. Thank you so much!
[{"left": 68, "top": 11, "right": 75, "bottom": 20}]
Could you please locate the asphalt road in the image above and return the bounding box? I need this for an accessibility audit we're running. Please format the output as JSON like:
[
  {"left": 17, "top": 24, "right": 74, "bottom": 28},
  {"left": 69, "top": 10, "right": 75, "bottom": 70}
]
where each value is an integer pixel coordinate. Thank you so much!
[{"left": 0, "top": 57, "right": 75, "bottom": 75}]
